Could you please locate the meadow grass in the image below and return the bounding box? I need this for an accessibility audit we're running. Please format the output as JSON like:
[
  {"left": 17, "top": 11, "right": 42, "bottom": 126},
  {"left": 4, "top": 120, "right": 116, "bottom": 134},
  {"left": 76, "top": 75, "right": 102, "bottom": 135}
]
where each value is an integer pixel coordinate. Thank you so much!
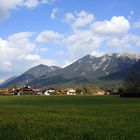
[{"left": 0, "top": 95, "right": 140, "bottom": 140}]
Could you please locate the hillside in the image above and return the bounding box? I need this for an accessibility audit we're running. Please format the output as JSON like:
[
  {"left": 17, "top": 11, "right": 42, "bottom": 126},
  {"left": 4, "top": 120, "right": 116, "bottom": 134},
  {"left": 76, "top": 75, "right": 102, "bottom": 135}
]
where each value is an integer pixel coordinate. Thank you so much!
[{"left": 0, "top": 53, "right": 139, "bottom": 88}]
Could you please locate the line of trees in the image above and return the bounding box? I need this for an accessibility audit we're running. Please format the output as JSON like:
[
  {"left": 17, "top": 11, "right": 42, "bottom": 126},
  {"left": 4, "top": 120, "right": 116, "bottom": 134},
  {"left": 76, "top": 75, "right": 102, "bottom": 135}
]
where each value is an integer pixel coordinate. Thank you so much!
[
  {"left": 119, "top": 71, "right": 140, "bottom": 97},
  {"left": 123, "top": 71, "right": 140, "bottom": 94}
]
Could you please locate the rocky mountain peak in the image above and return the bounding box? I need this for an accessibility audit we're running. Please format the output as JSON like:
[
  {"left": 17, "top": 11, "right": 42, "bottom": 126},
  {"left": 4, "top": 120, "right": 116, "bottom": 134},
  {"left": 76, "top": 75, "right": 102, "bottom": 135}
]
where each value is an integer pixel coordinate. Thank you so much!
[{"left": 1, "top": 53, "right": 139, "bottom": 88}]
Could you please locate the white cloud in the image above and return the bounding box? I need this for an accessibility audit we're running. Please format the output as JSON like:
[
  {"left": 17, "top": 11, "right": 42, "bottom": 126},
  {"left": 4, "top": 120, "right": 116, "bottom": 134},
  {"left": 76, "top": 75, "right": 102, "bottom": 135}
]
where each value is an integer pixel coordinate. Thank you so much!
[
  {"left": 39, "top": 47, "right": 48, "bottom": 52},
  {"left": 128, "top": 10, "right": 134, "bottom": 19},
  {"left": 38, "top": 58, "right": 58, "bottom": 66},
  {"left": 91, "top": 51, "right": 105, "bottom": 57},
  {"left": 91, "top": 16, "right": 130, "bottom": 36},
  {"left": 36, "top": 30, "right": 63, "bottom": 44},
  {"left": 63, "top": 12, "right": 130, "bottom": 61},
  {"left": 8, "top": 32, "right": 36, "bottom": 53},
  {"left": 24, "top": 0, "right": 55, "bottom": 8},
  {"left": 65, "top": 11, "right": 95, "bottom": 30},
  {"left": 4, "top": 61, "right": 12, "bottom": 66},
  {"left": 0, "top": 0, "right": 21, "bottom": 20},
  {"left": 58, "top": 50, "right": 64, "bottom": 55},
  {"left": 0, "top": 0, "right": 55, "bottom": 20},
  {"left": 63, "top": 13, "right": 139, "bottom": 60},
  {"left": 107, "top": 34, "right": 140, "bottom": 53},
  {"left": 24, "top": 0, "right": 39, "bottom": 8},
  {"left": 63, "top": 60, "right": 74, "bottom": 68},
  {"left": 21, "top": 54, "right": 41, "bottom": 61},
  {"left": 50, "top": 8, "right": 59, "bottom": 19},
  {"left": 0, "top": 32, "right": 36, "bottom": 78},
  {"left": 64, "top": 30, "right": 103, "bottom": 59},
  {"left": 65, "top": 13, "right": 74, "bottom": 22},
  {"left": 133, "top": 20, "right": 140, "bottom": 29},
  {"left": 3, "top": 61, "right": 12, "bottom": 72},
  {"left": 0, "top": 31, "right": 59, "bottom": 79},
  {"left": 115, "top": 35, "right": 138, "bottom": 47},
  {"left": 130, "top": 10, "right": 134, "bottom": 15}
]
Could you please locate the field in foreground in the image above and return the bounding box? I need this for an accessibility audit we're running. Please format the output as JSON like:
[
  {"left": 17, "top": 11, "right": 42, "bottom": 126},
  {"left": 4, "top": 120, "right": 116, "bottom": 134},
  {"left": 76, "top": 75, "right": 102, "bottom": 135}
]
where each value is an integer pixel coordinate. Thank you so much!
[{"left": 0, "top": 96, "right": 140, "bottom": 140}]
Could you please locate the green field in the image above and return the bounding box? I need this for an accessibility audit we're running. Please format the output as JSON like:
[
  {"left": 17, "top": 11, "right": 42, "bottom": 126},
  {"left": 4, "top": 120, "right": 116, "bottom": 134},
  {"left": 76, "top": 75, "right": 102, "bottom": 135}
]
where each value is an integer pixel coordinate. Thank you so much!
[{"left": 0, "top": 95, "right": 140, "bottom": 140}]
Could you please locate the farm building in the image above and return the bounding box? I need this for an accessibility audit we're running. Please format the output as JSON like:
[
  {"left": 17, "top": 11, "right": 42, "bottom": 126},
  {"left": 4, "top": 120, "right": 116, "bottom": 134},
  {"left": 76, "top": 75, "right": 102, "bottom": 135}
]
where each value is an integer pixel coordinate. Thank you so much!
[
  {"left": 33, "top": 89, "right": 42, "bottom": 95},
  {"left": 8, "top": 88, "right": 20, "bottom": 95},
  {"left": 42, "top": 88, "right": 56, "bottom": 96},
  {"left": 8, "top": 86, "right": 34, "bottom": 95},
  {"left": 66, "top": 89, "right": 76, "bottom": 95},
  {"left": 59, "top": 88, "right": 77, "bottom": 95},
  {"left": 17, "top": 86, "right": 34, "bottom": 95},
  {"left": 89, "top": 89, "right": 106, "bottom": 95}
]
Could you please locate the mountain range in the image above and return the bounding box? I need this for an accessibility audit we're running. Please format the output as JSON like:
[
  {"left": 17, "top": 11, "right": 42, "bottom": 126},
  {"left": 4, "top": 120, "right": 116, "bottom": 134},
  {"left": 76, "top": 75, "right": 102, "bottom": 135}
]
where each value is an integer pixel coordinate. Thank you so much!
[{"left": 1, "top": 53, "right": 140, "bottom": 88}]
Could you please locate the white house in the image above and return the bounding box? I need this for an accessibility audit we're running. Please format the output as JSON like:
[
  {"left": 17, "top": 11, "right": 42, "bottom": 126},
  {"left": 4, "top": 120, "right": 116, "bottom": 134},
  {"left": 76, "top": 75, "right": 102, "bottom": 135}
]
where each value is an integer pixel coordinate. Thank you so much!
[
  {"left": 43, "top": 88, "right": 56, "bottom": 96},
  {"left": 47, "top": 88, "right": 56, "bottom": 93},
  {"left": 44, "top": 91, "right": 50, "bottom": 96},
  {"left": 66, "top": 89, "right": 76, "bottom": 95}
]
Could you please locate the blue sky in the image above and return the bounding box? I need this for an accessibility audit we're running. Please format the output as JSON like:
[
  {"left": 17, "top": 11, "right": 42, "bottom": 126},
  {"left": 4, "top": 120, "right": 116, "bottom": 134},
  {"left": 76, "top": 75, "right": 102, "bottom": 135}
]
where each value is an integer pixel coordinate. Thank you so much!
[
  {"left": 1, "top": 0, "right": 140, "bottom": 37},
  {"left": 0, "top": 0, "right": 140, "bottom": 81}
]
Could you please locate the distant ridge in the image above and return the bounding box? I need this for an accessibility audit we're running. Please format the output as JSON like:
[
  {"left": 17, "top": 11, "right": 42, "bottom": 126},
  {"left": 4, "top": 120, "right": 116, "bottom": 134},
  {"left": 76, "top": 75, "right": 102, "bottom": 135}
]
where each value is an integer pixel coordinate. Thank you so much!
[{"left": 0, "top": 53, "right": 139, "bottom": 88}]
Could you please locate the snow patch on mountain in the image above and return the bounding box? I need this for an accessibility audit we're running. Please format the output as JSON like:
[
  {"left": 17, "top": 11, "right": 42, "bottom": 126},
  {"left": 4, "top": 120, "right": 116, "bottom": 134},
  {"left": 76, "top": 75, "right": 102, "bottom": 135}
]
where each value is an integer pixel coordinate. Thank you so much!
[{"left": 103, "top": 57, "right": 111, "bottom": 71}]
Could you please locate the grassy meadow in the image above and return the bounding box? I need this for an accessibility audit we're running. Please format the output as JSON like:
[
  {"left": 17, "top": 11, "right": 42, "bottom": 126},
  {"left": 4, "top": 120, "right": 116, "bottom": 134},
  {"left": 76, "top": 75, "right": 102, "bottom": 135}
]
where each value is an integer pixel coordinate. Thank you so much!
[{"left": 0, "top": 95, "right": 140, "bottom": 140}]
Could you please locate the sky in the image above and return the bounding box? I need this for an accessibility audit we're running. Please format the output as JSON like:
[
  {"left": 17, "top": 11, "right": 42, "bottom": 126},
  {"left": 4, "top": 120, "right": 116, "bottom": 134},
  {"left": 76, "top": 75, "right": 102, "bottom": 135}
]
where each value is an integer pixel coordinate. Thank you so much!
[{"left": 0, "top": 0, "right": 140, "bottom": 82}]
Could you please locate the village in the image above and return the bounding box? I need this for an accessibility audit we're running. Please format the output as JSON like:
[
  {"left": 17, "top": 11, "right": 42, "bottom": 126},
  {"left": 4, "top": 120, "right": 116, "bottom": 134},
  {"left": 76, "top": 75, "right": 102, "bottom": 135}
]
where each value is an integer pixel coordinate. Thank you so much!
[{"left": 0, "top": 86, "right": 118, "bottom": 96}]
